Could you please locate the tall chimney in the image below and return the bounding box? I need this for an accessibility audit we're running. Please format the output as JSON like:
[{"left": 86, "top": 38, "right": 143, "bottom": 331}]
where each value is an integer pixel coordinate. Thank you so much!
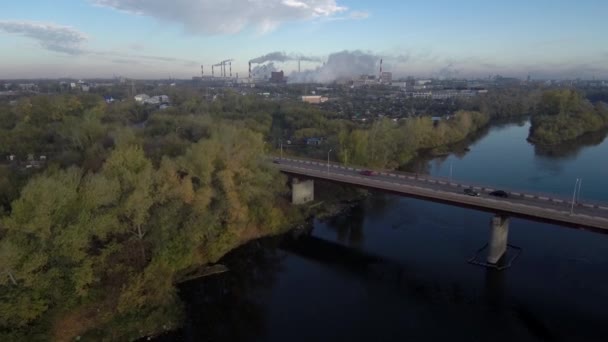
[
  {"left": 230, "top": 62, "right": 232, "bottom": 78},
  {"left": 379, "top": 59, "right": 383, "bottom": 80},
  {"left": 249, "top": 62, "right": 252, "bottom": 80},
  {"left": 201, "top": 65, "right": 204, "bottom": 77},
  {"left": 298, "top": 59, "right": 301, "bottom": 73},
  {"left": 212, "top": 65, "right": 214, "bottom": 77}
]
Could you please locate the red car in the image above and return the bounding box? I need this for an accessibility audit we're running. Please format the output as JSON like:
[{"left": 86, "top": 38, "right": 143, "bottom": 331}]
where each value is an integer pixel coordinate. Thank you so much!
[{"left": 359, "top": 170, "right": 375, "bottom": 176}]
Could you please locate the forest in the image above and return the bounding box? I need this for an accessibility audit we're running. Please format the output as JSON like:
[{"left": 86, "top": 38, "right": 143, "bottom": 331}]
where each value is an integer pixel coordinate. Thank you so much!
[{"left": 0, "top": 86, "right": 530, "bottom": 340}]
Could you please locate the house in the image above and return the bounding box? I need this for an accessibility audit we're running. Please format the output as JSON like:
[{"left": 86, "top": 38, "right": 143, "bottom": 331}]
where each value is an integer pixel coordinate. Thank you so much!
[
  {"left": 134, "top": 94, "right": 150, "bottom": 103},
  {"left": 302, "top": 95, "right": 328, "bottom": 104}
]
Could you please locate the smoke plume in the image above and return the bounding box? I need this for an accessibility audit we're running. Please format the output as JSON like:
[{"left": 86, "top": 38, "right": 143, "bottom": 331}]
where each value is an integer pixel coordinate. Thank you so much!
[
  {"left": 289, "top": 50, "right": 380, "bottom": 83},
  {"left": 251, "top": 62, "right": 279, "bottom": 79},
  {"left": 249, "top": 51, "right": 320, "bottom": 64}
]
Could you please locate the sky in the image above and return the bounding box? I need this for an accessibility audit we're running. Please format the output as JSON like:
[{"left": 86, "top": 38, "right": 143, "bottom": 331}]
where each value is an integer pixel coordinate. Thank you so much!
[{"left": 1, "top": 0, "right": 607, "bottom": 80}]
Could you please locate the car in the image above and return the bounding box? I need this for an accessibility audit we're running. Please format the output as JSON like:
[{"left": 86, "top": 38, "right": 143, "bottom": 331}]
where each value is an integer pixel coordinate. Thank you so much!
[
  {"left": 464, "top": 188, "right": 480, "bottom": 197},
  {"left": 359, "top": 170, "right": 375, "bottom": 176},
  {"left": 272, "top": 159, "right": 281, "bottom": 164},
  {"left": 489, "top": 190, "right": 509, "bottom": 198}
]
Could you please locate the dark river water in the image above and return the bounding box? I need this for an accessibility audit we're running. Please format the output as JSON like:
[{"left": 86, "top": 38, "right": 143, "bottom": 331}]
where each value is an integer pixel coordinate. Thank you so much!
[{"left": 160, "top": 121, "right": 608, "bottom": 342}]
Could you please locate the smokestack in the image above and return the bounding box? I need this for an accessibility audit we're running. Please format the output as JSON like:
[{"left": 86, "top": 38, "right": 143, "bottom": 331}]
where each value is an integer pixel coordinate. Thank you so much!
[
  {"left": 249, "top": 62, "right": 252, "bottom": 80},
  {"left": 212, "top": 65, "right": 214, "bottom": 77},
  {"left": 298, "top": 59, "right": 301, "bottom": 73},
  {"left": 230, "top": 62, "right": 232, "bottom": 78},
  {"left": 379, "top": 59, "right": 383, "bottom": 80}
]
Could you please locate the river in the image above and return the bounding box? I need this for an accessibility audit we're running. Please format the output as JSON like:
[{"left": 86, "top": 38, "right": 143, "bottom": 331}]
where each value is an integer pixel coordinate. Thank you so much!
[{"left": 159, "top": 120, "right": 608, "bottom": 342}]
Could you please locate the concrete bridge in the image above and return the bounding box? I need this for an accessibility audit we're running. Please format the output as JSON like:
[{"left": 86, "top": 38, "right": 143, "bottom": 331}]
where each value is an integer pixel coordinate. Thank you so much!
[{"left": 273, "top": 157, "right": 608, "bottom": 266}]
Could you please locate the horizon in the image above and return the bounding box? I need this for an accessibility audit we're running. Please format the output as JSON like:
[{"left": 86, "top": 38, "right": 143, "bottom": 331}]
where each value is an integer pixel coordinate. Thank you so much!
[{"left": 2, "top": 1, "right": 608, "bottom": 80}]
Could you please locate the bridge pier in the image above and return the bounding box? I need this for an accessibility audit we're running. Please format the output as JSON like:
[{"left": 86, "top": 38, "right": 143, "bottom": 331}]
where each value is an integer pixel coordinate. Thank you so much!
[
  {"left": 487, "top": 215, "right": 510, "bottom": 264},
  {"left": 292, "top": 178, "right": 314, "bottom": 205}
]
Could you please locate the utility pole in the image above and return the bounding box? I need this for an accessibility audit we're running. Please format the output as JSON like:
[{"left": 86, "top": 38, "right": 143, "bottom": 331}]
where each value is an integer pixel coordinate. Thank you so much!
[
  {"left": 449, "top": 162, "right": 453, "bottom": 181},
  {"left": 570, "top": 178, "right": 580, "bottom": 214},
  {"left": 576, "top": 178, "right": 583, "bottom": 203},
  {"left": 327, "top": 149, "right": 333, "bottom": 173},
  {"left": 280, "top": 140, "right": 283, "bottom": 159}
]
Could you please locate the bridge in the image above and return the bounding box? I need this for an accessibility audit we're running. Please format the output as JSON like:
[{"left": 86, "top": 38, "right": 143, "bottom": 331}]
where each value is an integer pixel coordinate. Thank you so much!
[{"left": 272, "top": 157, "right": 608, "bottom": 266}]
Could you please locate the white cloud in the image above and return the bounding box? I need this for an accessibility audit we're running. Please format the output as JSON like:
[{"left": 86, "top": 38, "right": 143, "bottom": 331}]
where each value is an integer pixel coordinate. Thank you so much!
[
  {"left": 91, "top": 0, "right": 348, "bottom": 34},
  {"left": 0, "top": 20, "right": 87, "bottom": 54}
]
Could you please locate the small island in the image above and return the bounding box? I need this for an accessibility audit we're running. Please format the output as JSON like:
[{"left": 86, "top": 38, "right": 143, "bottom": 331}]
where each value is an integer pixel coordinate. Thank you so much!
[{"left": 529, "top": 90, "right": 608, "bottom": 145}]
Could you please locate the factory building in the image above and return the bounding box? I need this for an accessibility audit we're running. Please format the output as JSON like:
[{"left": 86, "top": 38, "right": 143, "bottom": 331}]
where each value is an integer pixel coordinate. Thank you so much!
[
  {"left": 270, "top": 71, "right": 286, "bottom": 83},
  {"left": 381, "top": 72, "right": 392, "bottom": 84}
]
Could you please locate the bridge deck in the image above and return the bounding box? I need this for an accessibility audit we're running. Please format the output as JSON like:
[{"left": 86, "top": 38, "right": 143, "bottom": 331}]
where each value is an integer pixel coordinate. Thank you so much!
[{"left": 274, "top": 157, "right": 608, "bottom": 232}]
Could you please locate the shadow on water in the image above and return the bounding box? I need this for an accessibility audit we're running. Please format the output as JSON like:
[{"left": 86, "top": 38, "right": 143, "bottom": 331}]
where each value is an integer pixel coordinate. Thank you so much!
[
  {"left": 533, "top": 129, "right": 608, "bottom": 160},
  {"left": 284, "top": 234, "right": 563, "bottom": 342},
  {"left": 156, "top": 240, "right": 285, "bottom": 342},
  {"left": 282, "top": 233, "right": 477, "bottom": 309},
  {"left": 484, "top": 269, "right": 558, "bottom": 342}
]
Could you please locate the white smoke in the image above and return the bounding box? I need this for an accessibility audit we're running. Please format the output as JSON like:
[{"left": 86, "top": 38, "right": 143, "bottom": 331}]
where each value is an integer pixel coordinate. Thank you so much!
[
  {"left": 249, "top": 51, "right": 320, "bottom": 64},
  {"left": 289, "top": 50, "right": 380, "bottom": 83},
  {"left": 252, "top": 62, "right": 279, "bottom": 79}
]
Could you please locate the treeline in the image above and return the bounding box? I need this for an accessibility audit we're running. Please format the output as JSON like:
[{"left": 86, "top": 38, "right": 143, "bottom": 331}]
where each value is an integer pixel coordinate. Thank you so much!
[
  {"left": 529, "top": 89, "right": 608, "bottom": 145},
  {"left": 336, "top": 111, "right": 489, "bottom": 169}
]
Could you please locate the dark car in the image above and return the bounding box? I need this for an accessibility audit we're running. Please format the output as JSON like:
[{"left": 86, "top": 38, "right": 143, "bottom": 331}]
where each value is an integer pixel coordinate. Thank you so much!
[
  {"left": 490, "top": 190, "right": 509, "bottom": 198},
  {"left": 464, "top": 188, "right": 480, "bottom": 197},
  {"left": 272, "top": 159, "right": 281, "bottom": 164},
  {"left": 359, "top": 170, "right": 375, "bottom": 176}
]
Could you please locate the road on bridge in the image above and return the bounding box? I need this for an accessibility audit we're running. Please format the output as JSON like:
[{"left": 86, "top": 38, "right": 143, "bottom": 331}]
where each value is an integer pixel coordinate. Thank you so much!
[{"left": 273, "top": 157, "right": 608, "bottom": 232}]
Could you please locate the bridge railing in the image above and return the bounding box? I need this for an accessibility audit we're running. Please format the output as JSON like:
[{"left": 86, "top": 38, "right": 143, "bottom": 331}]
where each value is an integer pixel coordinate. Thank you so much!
[{"left": 274, "top": 156, "right": 608, "bottom": 211}]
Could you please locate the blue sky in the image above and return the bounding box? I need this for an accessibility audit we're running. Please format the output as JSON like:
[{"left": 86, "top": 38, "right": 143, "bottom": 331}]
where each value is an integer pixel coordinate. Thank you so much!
[{"left": 1, "top": 0, "right": 607, "bottom": 79}]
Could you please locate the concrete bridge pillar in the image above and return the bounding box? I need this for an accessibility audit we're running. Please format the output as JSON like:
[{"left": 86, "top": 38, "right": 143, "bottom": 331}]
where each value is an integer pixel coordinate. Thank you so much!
[
  {"left": 292, "top": 178, "right": 314, "bottom": 204},
  {"left": 487, "top": 215, "right": 510, "bottom": 264}
]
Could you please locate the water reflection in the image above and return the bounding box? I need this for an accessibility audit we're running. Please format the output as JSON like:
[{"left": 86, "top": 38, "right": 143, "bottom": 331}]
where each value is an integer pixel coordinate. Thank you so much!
[
  {"left": 325, "top": 204, "right": 365, "bottom": 248},
  {"left": 533, "top": 129, "right": 608, "bottom": 159},
  {"left": 159, "top": 241, "right": 284, "bottom": 342}
]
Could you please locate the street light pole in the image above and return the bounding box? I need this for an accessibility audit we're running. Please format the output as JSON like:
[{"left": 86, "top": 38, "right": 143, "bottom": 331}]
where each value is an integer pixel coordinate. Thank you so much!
[
  {"left": 570, "top": 178, "right": 580, "bottom": 215},
  {"left": 280, "top": 140, "right": 283, "bottom": 159},
  {"left": 577, "top": 178, "right": 583, "bottom": 203},
  {"left": 327, "top": 149, "right": 333, "bottom": 173}
]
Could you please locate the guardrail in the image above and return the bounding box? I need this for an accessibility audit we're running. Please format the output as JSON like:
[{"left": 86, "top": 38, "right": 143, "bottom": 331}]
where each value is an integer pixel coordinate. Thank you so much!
[{"left": 273, "top": 156, "right": 608, "bottom": 211}]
